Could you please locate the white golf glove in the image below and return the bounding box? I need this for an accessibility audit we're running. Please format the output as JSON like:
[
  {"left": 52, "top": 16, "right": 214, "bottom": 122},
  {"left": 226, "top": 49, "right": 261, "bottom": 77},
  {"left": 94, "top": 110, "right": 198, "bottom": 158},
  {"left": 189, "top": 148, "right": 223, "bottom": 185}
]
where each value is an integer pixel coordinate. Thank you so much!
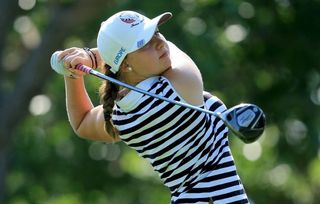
[{"left": 50, "top": 51, "right": 80, "bottom": 78}]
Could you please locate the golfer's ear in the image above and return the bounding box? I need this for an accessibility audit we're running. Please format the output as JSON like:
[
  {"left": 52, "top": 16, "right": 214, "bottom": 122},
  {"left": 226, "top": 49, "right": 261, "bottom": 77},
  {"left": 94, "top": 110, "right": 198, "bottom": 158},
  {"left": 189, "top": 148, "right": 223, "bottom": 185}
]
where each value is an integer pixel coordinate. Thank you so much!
[{"left": 120, "top": 60, "right": 132, "bottom": 73}]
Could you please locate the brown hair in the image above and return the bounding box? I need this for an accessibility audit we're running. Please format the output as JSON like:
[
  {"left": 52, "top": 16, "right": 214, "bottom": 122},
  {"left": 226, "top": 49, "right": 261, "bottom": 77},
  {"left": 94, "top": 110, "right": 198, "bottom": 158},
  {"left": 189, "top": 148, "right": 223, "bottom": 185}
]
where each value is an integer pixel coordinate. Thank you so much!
[{"left": 99, "top": 65, "right": 120, "bottom": 138}]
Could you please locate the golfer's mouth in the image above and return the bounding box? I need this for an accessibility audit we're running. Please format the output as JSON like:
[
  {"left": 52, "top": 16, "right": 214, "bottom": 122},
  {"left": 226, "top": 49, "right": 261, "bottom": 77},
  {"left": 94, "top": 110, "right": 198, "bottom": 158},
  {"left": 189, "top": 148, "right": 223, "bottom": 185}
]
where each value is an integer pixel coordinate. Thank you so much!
[{"left": 159, "top": 51, "right": 169, "bottom": 59}]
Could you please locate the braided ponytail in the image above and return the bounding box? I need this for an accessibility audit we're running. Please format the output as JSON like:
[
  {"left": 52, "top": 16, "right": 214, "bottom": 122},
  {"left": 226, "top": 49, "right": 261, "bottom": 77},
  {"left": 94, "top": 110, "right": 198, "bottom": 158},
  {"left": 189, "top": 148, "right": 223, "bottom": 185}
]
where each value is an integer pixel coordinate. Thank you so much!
[{"left": 99, "top": 66, "right": 120, "bottom": 138}]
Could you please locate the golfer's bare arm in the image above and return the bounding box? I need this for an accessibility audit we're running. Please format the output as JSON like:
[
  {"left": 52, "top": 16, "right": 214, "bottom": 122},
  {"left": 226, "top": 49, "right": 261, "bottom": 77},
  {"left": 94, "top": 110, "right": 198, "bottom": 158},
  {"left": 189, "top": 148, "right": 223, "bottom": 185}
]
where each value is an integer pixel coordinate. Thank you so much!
[
  {"left": 62, "top": 48, "right": 120, "bottom": 143},
  {"left": 64, "top": 76, "right": 120, "bottom": 142},
  {"left": 163, "top": 42, "right": 204, "bottom": 106}
]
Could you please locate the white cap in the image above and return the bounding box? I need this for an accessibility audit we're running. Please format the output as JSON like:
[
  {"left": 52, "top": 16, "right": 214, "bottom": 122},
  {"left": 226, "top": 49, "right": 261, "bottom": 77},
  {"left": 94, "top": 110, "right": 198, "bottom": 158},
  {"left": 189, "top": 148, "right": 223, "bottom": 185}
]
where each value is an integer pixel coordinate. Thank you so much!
[{"left": 97, "top": 11, "right": 172, "bottom": 73}]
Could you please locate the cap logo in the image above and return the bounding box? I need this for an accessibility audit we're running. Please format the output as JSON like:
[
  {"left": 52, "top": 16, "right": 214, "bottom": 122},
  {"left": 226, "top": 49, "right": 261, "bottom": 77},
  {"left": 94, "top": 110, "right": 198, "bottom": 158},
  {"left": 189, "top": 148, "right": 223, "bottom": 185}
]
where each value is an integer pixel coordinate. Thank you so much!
[
  {"left": 119, "top": 12, "right": 144, "bottom": 27},
  {"left": 114, "top": 47, "right": 126, "bottom": 65},
  {"left": 137, "top": 39, "right": 145, "bottom": 48}
]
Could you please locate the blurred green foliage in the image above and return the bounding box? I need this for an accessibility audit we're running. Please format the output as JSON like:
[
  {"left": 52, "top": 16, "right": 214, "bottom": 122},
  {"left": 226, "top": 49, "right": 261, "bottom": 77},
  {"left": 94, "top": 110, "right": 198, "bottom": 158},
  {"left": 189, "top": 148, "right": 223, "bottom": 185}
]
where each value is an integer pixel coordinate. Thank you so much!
[{"left": 1, "top": 0, "right": 320, "bottom": 204}]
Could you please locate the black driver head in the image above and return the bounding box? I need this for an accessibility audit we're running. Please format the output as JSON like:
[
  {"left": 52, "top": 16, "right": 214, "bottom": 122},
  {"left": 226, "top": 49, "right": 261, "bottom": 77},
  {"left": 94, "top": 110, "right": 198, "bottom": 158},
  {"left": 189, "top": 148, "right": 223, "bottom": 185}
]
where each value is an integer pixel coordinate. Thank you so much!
[{"left": 218, "top": 103, "right": 266, "bottom": 143}]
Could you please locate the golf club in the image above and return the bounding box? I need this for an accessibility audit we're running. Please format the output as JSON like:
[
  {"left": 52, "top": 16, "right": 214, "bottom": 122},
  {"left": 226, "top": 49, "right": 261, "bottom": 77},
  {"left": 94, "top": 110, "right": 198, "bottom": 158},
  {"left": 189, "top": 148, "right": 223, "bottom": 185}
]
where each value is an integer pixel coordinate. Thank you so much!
[{"left": 50, "top": 52, "right": 265, "bottom": 143}]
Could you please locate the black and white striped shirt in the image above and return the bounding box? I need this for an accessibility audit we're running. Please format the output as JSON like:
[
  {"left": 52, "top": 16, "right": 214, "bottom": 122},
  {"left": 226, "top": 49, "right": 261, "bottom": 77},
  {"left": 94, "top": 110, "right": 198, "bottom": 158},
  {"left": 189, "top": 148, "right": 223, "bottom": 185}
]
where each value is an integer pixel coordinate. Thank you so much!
[{"left": 112, "top": 76, "right": 249, "bottom": 204}]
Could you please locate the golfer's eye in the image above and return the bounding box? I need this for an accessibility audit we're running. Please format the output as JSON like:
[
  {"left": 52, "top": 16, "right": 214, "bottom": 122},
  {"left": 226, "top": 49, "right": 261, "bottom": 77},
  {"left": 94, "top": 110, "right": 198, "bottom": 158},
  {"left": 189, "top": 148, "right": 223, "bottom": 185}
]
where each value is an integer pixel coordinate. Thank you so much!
[{"left": 140, "top": 30, "right": 160, "bottom": 51}]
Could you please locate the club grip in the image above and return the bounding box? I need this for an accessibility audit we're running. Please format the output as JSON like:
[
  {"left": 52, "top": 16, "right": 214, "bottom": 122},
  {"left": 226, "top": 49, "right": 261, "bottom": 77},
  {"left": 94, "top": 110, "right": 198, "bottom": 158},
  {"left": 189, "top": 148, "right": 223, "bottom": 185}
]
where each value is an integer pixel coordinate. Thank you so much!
[{"left": 75, "top": 64, "right": 92, "bottom": 74}]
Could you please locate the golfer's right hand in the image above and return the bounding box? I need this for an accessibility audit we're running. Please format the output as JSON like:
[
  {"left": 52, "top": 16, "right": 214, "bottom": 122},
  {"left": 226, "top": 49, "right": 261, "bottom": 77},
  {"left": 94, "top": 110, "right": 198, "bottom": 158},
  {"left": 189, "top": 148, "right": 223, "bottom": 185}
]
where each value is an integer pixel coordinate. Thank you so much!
[{"left": 50, "top": 47, "right": 93, "bottom": 78}]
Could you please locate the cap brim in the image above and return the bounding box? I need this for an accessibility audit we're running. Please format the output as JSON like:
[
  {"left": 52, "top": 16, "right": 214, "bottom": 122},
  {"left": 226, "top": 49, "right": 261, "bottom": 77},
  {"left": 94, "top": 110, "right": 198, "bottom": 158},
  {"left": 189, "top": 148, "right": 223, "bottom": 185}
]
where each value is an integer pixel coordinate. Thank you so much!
[
  {"left": 157, "top": 12, "right": 172, "bottom": 25},
  {"left": 129, "top": 12, "right": 172, "bottom": 52}
]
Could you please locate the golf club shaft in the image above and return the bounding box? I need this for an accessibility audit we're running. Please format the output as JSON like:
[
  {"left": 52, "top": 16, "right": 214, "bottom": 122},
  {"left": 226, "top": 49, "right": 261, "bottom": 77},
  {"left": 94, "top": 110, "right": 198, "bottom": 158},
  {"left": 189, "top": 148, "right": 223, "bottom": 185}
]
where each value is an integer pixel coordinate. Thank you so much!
[
  {"left": 75, "top": 64, "right": 266, "bottom": 143},
  {"left": 75, "top": 64, "right": 218, "bottom": 116}
]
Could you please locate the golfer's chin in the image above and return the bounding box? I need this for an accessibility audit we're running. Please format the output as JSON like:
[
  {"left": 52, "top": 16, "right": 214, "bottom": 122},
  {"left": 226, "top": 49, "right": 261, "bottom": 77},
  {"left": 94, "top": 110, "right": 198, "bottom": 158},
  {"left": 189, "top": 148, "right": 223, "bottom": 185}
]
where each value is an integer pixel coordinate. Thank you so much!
[{"left": 161, "top": 65, "right": 173, "bottom": 76}]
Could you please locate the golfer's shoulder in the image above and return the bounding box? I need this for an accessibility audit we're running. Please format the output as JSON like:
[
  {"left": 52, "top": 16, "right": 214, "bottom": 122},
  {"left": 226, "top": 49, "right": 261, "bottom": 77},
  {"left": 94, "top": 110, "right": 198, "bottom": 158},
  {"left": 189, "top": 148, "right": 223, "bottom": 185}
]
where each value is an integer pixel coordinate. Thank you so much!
[{"left": 162, "top": 42, "right": 203, "bottom": 106}]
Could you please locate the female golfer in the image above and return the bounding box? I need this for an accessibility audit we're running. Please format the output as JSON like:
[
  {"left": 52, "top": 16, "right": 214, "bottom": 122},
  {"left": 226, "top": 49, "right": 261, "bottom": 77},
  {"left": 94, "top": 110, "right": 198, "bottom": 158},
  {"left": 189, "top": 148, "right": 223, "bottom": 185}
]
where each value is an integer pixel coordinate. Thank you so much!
[{"left": 53, "top": 10, "right": 249, "bottom": 204}]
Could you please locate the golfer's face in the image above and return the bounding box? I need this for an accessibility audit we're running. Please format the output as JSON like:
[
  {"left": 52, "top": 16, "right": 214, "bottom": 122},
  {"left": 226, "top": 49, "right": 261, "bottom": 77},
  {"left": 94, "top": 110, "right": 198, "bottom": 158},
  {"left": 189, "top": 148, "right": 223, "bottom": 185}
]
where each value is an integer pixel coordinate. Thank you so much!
[{"left": 126, "top": 31, "right": 172, "bottom": 78}]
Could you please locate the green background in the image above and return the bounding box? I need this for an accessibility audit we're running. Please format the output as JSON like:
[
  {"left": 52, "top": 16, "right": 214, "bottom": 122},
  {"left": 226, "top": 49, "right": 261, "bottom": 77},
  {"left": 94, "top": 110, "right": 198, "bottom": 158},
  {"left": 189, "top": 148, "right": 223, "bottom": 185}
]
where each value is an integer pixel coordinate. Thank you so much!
[{"left": 0, "top": 0, "right": 320, "bottom": 203}]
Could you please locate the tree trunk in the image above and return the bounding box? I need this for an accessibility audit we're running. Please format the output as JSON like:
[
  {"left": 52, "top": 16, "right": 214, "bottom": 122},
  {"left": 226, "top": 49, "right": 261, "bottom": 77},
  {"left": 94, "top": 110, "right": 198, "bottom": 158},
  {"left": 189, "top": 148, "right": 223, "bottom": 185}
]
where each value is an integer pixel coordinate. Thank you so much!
[{"left": 0, "top": 135, "right": 10, "bottom": 204}]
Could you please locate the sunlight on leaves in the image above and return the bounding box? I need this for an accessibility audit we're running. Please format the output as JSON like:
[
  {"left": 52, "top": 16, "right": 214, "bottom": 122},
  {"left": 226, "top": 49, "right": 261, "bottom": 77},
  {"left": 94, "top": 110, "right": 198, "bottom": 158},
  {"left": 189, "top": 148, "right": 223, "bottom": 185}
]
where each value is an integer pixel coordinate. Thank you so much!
[
  {"left": 308, "top": 158, "right": 320, "bottom": 188},
  {"left": 88, "top": 142, "right": 121, "bottom": 161},
  {"left": 225, "top": 24, "right": 247, "bottom": 43},
  {"left": 284, "top": 118, "right": 308, "bottom": 146},
  {"left": 120, "top": 149, "right": 158, "bottom": 179},
  {"left": 254, "top": 70, "right": 273, "bottom": 90},
  {"left": 267, "top": 163, "right": 291, "bottom": 187},
  {"left": 14, "top": 15, "right": 41, "bottom": 49},
  {"left": 238, "top": 2, "right": 255, "bottom": 19},
  {"left": 6, "top": 171, "right": 26, "bottom": 195},
  {"left": 29, "top": 94, "right": 52, "bottom": 116},
  {"left": 184, "top": 17, "right": 207, "bottom": 36},
  {"left": 180, "top": 0, "right": 196, "bottom": 11},
  {"left": 18, "top": 0, "right": 36, "bottom": 11},
  {"left": 242, "top": 142, "right": 262, "bottom": 161},
  {"left": 260, "top": 124, "right": 280, "bottom": 147},
  {"left": 45, "top": 194, "right": 81, "bottom": 204}
]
